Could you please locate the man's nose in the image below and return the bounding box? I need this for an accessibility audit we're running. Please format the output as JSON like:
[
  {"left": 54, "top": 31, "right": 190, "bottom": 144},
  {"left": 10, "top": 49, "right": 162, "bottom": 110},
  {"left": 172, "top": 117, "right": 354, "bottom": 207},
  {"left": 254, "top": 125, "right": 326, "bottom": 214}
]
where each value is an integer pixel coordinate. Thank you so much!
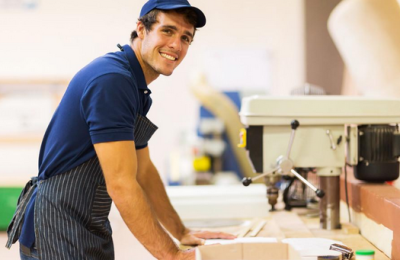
[{"left": 169, "top": 35, "right": 182, "bottom": 51}]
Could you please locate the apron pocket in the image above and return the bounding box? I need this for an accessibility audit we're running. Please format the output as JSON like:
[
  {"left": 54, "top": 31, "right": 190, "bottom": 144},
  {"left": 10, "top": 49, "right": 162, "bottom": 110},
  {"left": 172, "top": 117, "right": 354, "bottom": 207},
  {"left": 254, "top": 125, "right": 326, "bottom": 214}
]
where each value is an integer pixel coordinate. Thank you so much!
[
  {"left": 134, "top": 113, "right": 158, "bottom": 147},
  {"left": 89, "top": 185, "right": 112, "bottom": 236}
]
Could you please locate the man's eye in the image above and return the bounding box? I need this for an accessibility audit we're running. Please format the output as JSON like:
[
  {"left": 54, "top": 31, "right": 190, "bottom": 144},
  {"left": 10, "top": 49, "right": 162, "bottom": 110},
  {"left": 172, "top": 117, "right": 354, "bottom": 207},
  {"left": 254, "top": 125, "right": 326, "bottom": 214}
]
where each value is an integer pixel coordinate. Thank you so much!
[
  {"left": 162, "top": 29, "right": 172, "bottom": 34},
  {"left": 182, "top": 36, "right": 191, "bottom": 44}
]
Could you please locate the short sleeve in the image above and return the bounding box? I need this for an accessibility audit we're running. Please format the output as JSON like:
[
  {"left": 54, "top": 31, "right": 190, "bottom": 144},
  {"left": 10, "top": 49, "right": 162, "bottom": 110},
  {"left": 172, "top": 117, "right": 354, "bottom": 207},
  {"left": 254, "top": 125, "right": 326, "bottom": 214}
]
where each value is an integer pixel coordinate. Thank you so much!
[{"left": 80, "top": 73, "right": 139, "bottom": 144}]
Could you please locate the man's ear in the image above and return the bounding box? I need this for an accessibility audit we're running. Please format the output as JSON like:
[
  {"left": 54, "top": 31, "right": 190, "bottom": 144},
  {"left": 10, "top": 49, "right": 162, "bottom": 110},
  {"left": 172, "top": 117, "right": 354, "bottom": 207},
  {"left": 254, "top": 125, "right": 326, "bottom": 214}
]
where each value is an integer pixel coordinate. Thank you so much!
[{"left": 136, "top": 21, "right": 146, "bottom": 39}]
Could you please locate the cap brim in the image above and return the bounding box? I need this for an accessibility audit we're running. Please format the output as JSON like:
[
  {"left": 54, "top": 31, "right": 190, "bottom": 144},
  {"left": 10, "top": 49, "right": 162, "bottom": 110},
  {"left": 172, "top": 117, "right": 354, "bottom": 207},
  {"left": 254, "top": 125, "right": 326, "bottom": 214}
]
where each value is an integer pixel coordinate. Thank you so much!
[{"left": 156, "top": 4, "right": 206, "bottom": 28}]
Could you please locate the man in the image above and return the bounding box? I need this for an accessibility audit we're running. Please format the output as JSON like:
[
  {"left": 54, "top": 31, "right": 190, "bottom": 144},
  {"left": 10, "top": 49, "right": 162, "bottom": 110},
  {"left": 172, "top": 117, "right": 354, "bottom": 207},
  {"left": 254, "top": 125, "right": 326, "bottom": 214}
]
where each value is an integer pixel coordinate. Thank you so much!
[{"left": 6, "top": 0, "right": 235, "bottom": 259}]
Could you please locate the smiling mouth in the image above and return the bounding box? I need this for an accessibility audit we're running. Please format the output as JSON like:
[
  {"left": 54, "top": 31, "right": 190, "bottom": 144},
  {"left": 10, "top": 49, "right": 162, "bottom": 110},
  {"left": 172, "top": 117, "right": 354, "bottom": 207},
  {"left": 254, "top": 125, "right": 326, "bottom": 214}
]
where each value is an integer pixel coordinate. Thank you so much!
[{"left": 160, "top": 52, "right": 177, "bottom": 61}]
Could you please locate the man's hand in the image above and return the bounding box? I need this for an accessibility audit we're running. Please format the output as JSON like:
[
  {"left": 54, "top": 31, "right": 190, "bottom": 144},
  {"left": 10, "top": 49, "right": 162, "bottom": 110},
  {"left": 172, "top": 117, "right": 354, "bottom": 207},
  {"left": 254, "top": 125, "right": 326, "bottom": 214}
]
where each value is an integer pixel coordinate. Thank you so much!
[
  {"left": 174, "top": 249, "right": 195, "bottom": 260},
  {"left": 180, "top": 229, "right": 237, "bottom": 246}
]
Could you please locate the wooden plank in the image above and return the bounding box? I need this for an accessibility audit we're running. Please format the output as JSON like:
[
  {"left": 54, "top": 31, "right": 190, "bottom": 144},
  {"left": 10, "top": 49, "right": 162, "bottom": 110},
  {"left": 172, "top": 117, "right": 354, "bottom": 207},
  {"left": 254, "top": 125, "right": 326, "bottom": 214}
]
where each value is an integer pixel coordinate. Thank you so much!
[
  {"left": 0, "top": 79, "right": 69, "bottom": 85},
  {"left": 0, "top": 136, "right": 42, "bottom": 143},
  {"left": 236, "top": 219, "right": 256, "bottom": 238},
  {"left": 248, "top": 220, "right": 267, "bottom": 237}
]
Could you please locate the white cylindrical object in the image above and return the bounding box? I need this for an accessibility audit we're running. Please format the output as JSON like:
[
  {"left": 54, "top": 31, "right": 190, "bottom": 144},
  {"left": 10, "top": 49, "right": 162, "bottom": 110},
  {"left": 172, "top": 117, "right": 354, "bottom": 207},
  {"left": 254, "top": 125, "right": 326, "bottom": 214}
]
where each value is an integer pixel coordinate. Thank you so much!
[
  {"left": 356, "top": 256, "right": 374, "bottom": 260},
  {"left": 328, "top": 0, "right": 400, "bottom": 97},
  {"left": 356, "top": 254, "right": 375, "bottom": 260}
]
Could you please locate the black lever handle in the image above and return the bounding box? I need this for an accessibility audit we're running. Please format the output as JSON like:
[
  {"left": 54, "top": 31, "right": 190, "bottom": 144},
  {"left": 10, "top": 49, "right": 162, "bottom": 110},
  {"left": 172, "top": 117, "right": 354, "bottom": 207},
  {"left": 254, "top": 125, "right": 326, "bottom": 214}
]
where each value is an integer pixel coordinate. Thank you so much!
[
  {"left": 242, "top": 177, "right": 252, "bottom": 186},
  {"left": 291, "top": 120, "right": 300, "bottom": 130}
]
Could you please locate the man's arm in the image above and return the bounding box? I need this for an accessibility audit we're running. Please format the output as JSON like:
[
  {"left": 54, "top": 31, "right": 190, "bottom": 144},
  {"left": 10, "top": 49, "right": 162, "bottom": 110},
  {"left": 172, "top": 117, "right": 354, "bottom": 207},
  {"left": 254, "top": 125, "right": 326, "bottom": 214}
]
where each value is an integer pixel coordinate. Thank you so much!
[
  {"left": 94, "top": 141, "right": 193, "bottom": 260},
  {"left": 136, "top": 147, "right": 236, "bottom": 245}
]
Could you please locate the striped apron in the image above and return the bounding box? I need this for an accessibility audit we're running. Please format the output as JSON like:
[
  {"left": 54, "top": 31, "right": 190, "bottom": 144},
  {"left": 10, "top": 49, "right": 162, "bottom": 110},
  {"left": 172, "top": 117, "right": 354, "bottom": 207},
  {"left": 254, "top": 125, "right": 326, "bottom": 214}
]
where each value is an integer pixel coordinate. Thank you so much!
[{"left": 7, "top": 114, "right": 158, "bottom": 260}]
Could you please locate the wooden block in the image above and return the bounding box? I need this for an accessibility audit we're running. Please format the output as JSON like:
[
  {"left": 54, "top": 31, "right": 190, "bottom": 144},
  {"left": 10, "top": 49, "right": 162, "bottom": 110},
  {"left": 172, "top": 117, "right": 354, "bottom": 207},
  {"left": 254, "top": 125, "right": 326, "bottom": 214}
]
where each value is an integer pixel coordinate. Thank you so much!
[
  {"left": 236, "top": 219, "right": 258, "bottom": 238},
  {"left": 248, "top": 220, "right": 267, "bottom": 237}
]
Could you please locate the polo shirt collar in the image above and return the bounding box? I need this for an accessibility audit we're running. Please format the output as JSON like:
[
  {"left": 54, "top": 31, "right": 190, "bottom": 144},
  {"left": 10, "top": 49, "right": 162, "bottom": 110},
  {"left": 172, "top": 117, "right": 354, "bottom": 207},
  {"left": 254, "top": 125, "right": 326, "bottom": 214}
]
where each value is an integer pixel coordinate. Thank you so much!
[{"left": 122, "top": 44, "right": 150, "bottom": 93}]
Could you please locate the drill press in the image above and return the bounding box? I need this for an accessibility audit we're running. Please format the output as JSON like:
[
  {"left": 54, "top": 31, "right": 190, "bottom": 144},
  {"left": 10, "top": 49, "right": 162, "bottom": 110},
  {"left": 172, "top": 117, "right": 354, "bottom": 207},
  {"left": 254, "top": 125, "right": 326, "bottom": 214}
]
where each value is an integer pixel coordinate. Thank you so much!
[{"left": 239, "top": 96, "right": 400, "bottom": 229}]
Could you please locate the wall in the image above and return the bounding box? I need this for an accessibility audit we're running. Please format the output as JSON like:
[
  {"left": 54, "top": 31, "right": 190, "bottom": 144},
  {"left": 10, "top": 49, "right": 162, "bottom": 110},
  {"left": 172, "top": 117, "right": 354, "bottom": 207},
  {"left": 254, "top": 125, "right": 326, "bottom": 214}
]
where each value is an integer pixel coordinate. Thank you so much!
[
  {"left": 304, "top": 0, "right": 343, "bottom": 95},
  {"left": 0, "top": 0, "right": 305, "bottom": 182}
]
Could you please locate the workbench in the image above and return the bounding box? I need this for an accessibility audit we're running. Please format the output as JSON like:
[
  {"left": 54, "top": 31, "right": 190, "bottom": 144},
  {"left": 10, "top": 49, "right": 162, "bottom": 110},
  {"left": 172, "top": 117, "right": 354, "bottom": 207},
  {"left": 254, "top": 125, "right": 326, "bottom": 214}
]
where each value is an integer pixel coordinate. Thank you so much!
[
  {"left": 187, "top": 209, "right": 390, "bottom": 260},
  {"left": 0, "top": 208, "right": 389, "bottom": 260}
]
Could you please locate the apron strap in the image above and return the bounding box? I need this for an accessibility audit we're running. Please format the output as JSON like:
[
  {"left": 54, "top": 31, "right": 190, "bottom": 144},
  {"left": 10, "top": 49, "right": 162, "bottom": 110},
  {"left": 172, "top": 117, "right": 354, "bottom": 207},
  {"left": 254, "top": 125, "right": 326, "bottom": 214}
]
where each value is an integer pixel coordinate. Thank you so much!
[{"left": 5, "top": 177, "right": 38, "bottom": 249}]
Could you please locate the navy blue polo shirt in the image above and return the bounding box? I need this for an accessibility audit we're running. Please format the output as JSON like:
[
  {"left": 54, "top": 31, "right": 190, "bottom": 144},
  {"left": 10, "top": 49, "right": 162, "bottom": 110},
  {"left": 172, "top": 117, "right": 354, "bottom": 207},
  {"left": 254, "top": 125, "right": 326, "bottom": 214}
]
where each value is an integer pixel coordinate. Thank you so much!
[{"left": 19, "top": 44, "right": 152, "bottom": 248}]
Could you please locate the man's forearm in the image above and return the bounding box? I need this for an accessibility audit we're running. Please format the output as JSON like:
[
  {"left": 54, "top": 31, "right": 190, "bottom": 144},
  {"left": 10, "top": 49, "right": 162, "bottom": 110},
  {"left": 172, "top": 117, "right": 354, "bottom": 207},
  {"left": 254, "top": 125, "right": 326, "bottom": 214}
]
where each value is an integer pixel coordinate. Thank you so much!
[
  {"left": 135, "top": 147, "right": 236, "bottom": 247},
  {"left": 109, "top": 179, "right": 181, "bottom": 260},
  {"left": 94, "top": 141, "right": 187, "bottom": 259},
  {"left": 138, "top": 162, "right": 187, "bottom": 240}
]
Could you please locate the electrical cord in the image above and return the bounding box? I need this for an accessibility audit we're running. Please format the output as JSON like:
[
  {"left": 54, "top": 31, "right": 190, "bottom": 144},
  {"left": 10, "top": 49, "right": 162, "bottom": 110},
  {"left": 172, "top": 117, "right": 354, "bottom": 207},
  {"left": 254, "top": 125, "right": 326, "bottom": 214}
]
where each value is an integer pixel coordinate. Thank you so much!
[{"left": 344, "top": 163, "right": 352, "bottom": 223}]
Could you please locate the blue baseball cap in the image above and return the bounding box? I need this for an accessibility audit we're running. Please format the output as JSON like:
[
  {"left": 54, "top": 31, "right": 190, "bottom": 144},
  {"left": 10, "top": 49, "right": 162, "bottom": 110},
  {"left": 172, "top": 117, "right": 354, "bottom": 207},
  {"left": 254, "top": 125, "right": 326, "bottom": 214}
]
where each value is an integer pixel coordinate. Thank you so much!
[{"left": 140, "top": 0, "right": 206, "bottom": 28}]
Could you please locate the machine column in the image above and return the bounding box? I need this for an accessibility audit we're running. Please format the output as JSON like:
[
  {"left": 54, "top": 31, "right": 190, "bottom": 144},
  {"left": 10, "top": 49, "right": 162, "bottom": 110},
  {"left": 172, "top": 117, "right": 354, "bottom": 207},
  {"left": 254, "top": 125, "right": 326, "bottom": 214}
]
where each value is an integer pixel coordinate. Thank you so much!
[{"left": 318, "top": 167, "right": 341, "bottom": 230}]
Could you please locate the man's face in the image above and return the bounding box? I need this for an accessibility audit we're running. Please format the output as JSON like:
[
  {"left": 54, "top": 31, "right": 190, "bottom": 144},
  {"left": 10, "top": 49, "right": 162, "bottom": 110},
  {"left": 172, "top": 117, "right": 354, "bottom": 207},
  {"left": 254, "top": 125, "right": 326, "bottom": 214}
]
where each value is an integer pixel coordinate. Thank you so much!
[{"left": 139, "top": 11, "right": 195, "bottom": 77}]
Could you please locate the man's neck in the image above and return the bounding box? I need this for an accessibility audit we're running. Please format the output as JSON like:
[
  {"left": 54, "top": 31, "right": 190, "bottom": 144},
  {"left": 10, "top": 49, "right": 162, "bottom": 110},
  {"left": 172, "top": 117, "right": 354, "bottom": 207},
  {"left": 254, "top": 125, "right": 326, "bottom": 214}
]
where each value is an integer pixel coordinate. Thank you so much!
[{"left": 131, "top": 41, "right": 159, "bottom": 85}]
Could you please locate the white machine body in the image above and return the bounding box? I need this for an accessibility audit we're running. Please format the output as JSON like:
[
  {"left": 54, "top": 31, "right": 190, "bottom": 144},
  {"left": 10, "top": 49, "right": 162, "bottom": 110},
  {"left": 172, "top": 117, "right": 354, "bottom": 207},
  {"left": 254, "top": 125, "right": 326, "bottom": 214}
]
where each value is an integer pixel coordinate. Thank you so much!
[
  {"left": 263, "top": 125, "right": 344, "bottom": 170},
  {"left": 240, "top": 95, "right": 400, "bottom": 172}
]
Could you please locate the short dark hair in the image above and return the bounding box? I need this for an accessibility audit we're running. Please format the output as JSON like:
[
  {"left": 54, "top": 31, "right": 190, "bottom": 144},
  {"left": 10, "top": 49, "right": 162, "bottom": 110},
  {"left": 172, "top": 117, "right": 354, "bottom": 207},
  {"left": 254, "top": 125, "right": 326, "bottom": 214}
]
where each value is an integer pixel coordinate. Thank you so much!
[{"left": 130, "top": 8, "right": 198, "bottom": 42}]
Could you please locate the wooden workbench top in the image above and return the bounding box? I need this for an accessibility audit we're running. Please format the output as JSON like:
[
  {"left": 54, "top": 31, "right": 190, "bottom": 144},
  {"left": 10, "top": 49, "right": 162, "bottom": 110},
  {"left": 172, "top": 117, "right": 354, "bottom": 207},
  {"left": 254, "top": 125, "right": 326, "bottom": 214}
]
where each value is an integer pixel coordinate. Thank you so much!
[{"left": 190, "top": 209, "right": 390, "bottom": 260}]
